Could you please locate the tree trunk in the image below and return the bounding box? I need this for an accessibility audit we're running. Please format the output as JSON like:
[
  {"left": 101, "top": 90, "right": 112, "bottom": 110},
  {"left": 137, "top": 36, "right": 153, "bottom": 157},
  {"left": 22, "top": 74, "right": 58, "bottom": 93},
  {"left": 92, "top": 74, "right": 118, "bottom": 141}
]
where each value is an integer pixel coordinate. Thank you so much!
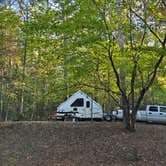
[
  {"left": 30, "top": 107, "right": 35, "bottom": 121},
  {"left": 0, "top": 82, "right": 3, "bottom": 121},
  {"left": 20, "top": 90, "right": 24, "bottom": 113},
  {"left": 130, "top": 112, "right": 136, "bottom": 132},
  {"left": 19, "top": 40, "right": 27, "bottom": 113},
  {"left": 5, "top": 97, "right": 10, "bottom": 121},
  {"left": 123, "top": 109, "right": 130, "bottom": 130},
  {"left": 124, "top": 106, "right": 136, "bottom": 132}
]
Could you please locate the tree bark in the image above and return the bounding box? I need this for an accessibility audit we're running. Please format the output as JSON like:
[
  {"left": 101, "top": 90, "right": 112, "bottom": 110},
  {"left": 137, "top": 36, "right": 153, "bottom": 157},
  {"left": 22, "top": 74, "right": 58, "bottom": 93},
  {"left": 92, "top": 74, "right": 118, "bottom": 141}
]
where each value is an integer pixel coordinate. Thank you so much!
[{"left": 0, "top": 82, "right": 3, "bottom": 121}]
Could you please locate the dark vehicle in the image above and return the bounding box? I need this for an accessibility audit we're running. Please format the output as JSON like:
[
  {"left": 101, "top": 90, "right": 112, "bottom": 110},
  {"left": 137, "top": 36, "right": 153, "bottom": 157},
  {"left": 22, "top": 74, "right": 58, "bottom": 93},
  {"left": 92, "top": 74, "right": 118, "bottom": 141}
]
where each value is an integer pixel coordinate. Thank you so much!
[
  {"left": 48, "top": 112, "right": 56, "bottom": 120},
  {"left": 103, "top": 113, "right": 112, "bottom": 121}
]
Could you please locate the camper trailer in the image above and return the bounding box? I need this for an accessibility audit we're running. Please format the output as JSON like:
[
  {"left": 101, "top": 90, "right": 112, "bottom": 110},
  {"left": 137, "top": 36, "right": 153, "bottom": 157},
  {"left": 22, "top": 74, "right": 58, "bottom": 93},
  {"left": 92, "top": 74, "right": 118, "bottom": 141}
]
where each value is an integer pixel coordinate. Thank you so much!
[{"left": 56, "top": 90, "right": 103, "bottom": 121}]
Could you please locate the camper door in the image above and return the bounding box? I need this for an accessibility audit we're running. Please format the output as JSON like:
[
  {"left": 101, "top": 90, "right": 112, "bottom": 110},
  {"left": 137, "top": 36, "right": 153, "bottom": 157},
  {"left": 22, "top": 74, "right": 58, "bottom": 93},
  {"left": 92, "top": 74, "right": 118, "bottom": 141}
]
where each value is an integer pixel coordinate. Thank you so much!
[
  {"left": 70, "top": 98, "right": 85, "bottom": 117},
  {"left": 85, "top": 100, "right": 91, "bottom": 118},
  {"left": 70, "top": 98, "right": 92, "bottom": 118}
]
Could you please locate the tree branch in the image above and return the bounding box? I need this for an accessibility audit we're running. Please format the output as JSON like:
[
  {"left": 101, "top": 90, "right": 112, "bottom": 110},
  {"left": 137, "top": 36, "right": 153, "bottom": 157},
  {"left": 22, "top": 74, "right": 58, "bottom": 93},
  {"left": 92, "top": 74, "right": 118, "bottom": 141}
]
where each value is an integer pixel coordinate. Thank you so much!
[
  {"left": 92, "top": 0, "right": 127, "bottom": 103},
  {"left": 162, "top": 0, "right": 166, "bottom": 7},
  {"left": 77, "top": 82, "right": 121, "bottom": 106},
  {"left": 131, "top": 9, "right": 163, "bottom": 45},
  {"left": 163, "top": 33, "right": 166, "bottom": 47},
  {"left": 135, "top": 54, "right": 164, "bottom": 110},
  {"left": 128, "top": 55, "right": 137, "bottom": 98}
]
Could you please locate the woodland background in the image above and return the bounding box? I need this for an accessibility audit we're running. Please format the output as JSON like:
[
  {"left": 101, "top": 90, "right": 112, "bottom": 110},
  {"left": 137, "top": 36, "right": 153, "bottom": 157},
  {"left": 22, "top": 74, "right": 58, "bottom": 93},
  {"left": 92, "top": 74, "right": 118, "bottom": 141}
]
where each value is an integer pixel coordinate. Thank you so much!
[{"left": 0, "top": 0, "right": 165, "bottom": 121}]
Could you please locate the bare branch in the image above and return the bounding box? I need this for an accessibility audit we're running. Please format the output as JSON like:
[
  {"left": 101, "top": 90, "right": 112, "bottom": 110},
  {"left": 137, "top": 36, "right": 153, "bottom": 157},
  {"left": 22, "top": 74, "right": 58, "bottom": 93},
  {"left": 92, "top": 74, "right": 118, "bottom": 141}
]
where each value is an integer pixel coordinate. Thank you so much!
[
  {"left": 162, "top": 0, "right": 166, "bottom": 7},
  {"left": 140, "top": 30, "right": 147, "bottom": 46},
  {"left": 77, "top": 82, "right": 121, "bottom": 106},
  {"left": 80, "top": 83, "right": 120, "bottom": 106},
  {"left": 131, "top": 9, "right": 163, "bottom": 45},
  {"left": 92, "top": 0, "right": 112, "bottom": 50},
  {"left": 135, "top": 54, "right": 164, "bottom": 110},
  {"left": 128, "top": 55, "right": 137, "bottom": 98},
  {"left": 92, "top": 0, "right": 127, "bottom": 103},
  {"left": 163, "top": 33, "right": 166, "bottom": 47},
  {"left": 137, "top": 65, "right": 144, "bottom": 89}
]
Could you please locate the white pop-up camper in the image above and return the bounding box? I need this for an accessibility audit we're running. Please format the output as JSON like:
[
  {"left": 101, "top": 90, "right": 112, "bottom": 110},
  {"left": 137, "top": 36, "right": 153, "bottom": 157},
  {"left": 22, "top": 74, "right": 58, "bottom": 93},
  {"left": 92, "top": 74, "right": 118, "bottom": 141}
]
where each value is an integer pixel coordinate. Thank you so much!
[{"left": 56, "top": 90, "right": 103, "bottom": 120}]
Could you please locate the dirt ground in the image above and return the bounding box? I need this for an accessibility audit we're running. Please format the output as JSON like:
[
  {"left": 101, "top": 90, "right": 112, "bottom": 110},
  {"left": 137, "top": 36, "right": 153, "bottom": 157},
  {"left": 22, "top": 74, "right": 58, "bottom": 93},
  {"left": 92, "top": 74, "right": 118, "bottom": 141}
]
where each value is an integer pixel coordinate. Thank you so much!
[{"left": 0, "top": 121, "right": 166, "bottom": 166}]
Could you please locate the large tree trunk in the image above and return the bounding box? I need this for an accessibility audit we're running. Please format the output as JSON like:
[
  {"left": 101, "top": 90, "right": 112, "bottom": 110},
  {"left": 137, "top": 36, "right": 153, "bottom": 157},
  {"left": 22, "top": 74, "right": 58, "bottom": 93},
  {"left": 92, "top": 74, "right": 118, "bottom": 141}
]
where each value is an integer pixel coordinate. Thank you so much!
[
  {"left": 124, "top": 109, "right": 136, "bottom": 132},
  {"left": 123, "top": 106, "right": 131, "bottom": 131},
  {"left": 130, "top": 111, "right": 136, "bottom": 132}
]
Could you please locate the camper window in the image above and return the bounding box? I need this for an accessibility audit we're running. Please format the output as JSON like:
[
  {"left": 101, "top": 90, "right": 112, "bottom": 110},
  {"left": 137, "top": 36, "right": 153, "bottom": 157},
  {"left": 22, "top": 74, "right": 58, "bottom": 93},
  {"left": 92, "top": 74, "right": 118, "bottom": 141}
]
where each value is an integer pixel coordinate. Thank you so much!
[
  {"left": 71, "top": 98, "right": 84, "bottom": 107},
  {"left": 86, "top": 101, "right": 90, "bottom": 108}
]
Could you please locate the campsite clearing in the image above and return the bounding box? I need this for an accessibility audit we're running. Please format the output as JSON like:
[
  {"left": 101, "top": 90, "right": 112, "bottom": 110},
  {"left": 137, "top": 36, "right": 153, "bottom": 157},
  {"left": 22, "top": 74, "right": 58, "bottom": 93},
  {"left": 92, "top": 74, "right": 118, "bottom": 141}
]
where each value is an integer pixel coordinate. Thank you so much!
[{"left": 0, "top": 121, "right": 166, "bottom": 166}]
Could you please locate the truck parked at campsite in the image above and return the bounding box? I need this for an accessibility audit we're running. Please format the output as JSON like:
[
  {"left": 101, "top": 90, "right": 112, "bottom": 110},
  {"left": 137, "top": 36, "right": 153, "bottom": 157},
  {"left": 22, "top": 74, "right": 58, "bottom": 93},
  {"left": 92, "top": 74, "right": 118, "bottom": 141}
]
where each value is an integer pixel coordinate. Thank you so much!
[{"left": 113, "top": 105, "right": 166, "bottom": 123}]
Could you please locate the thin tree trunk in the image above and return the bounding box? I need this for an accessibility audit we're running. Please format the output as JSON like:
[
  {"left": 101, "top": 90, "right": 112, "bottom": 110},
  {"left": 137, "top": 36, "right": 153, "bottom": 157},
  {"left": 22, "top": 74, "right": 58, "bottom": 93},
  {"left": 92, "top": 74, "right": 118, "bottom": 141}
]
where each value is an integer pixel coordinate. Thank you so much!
[
  {"left": 30, "top": 107, "right": 35, "bottom": 121},
  {"left": 19, "top": 40, "right": 27, "bottom": 113},
  {"left": 0, "top": 82, "right": 3, "bottom": 121},
  {"left": 5, "top": 88, "right": 10, "bottom": 122}
]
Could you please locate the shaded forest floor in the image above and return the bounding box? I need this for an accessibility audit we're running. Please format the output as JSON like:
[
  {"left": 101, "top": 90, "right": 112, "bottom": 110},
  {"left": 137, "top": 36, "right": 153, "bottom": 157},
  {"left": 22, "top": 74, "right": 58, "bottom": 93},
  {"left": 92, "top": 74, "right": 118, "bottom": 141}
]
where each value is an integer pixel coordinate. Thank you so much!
[{"left": 0, "top": 121, "right": 166, "bottom": 166}]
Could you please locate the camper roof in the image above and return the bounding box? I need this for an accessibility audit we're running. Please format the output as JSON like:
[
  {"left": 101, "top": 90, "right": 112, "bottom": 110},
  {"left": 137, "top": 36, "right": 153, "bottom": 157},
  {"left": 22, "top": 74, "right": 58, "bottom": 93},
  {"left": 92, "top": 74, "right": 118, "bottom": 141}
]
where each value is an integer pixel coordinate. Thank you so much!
[{"left": 57, "top": 90, "right": 101, "bottom": 109}]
